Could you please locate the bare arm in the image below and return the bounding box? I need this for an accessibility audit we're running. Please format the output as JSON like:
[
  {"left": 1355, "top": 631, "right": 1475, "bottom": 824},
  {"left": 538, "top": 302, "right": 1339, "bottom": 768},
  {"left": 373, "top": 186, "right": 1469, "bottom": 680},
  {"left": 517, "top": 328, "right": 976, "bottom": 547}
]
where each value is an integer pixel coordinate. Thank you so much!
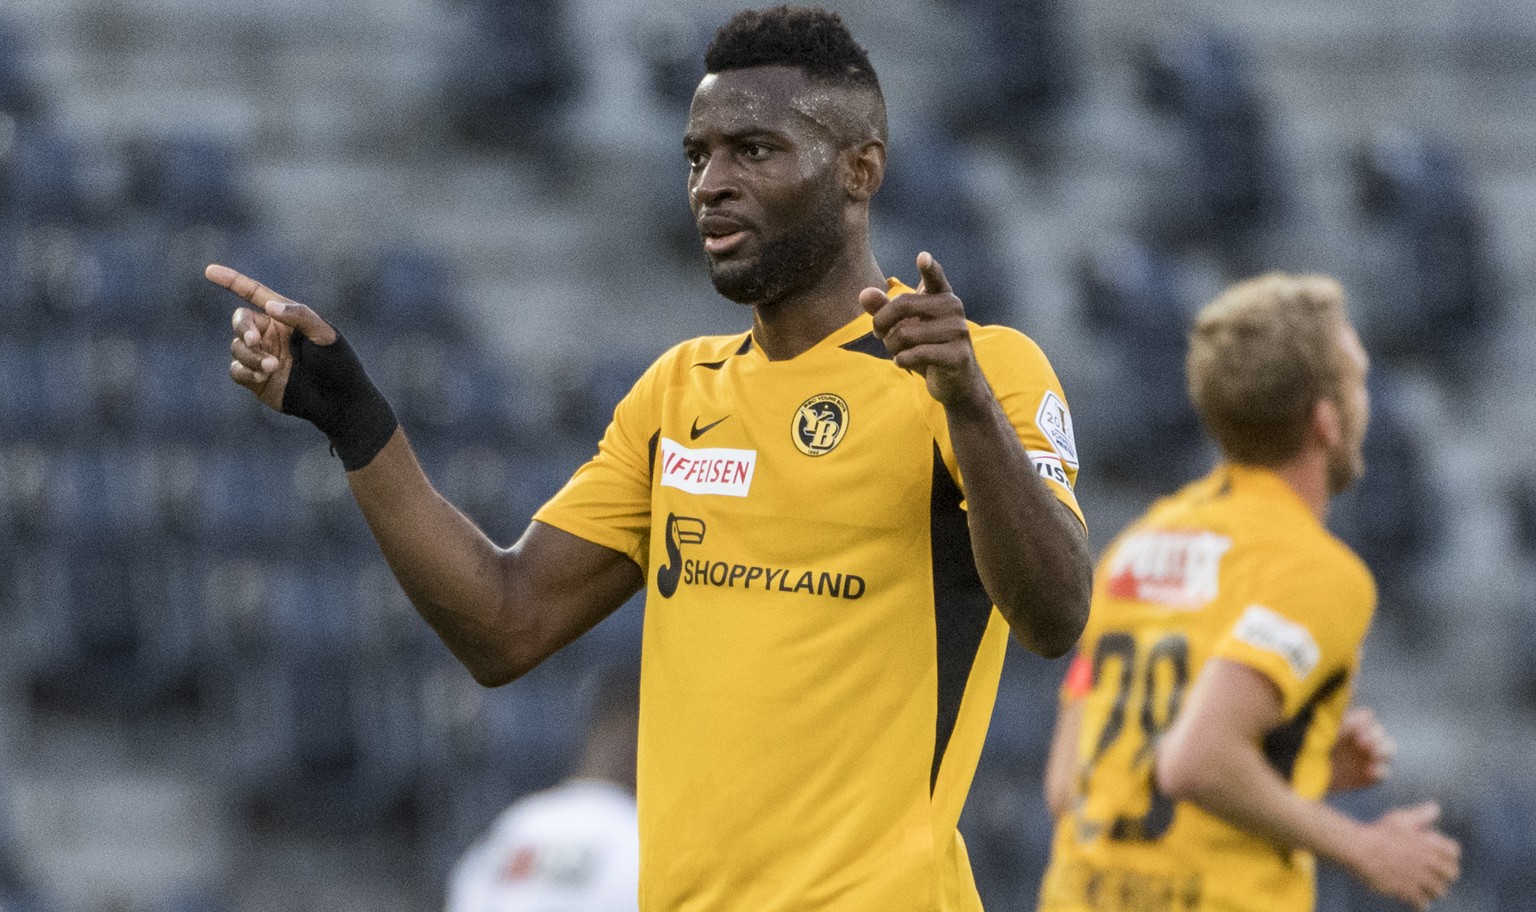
[
  {"left": 348, "top": 432, "right": 643, "bottom": 684},
  {"left": 944, "top": 388, "right": 1091, "bottom": 657},
  {"left": 1044, "top": 698, "right": 1084, "bottom": 820},
  {"left": 861, "top": 253, "right": 1091, "bottom": 657},
  {"left": 210, "top": 264, "right": 644, "bottom": 686},
  {"left": 1156, "top": 659, "right": 1460, "bottom": 910}
]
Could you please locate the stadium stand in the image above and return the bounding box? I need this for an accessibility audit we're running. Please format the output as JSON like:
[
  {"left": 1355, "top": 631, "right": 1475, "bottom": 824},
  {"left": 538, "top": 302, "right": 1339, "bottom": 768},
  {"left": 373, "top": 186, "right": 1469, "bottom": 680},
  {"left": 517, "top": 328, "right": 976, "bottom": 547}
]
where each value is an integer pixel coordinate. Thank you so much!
[
  {"left": 1352, "top": 130, "right": 1501, "bottom": 382},
  {"left": 1133, "top": 27, "right": 1285, "bottom": 267},
  {"left": 0, "top": 0, "right": 1531, "bottom": 910},
  {"left": 1072, "top": 235, "right": 1208, "bottom": 491},
  {"left": 440, "top": 0, "right": 576, "bottom": 153},
  {"left": 938, "top": 0, "right": 1079, "bottom": 162}
]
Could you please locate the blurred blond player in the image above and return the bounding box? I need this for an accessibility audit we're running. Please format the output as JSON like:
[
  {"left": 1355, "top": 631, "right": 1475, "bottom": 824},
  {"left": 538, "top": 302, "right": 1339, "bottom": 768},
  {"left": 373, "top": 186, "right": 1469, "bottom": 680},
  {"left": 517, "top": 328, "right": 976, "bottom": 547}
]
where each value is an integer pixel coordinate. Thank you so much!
[{"left": 1038, "top": 274, "right": 1460, "bottom": 912}]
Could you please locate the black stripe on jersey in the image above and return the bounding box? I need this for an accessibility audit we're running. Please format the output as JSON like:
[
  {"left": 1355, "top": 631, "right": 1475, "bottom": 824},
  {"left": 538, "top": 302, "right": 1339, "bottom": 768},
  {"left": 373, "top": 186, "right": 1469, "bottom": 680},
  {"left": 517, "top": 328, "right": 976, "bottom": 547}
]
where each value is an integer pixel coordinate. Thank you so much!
[
  {"left": 1261, "top": 669, "right": 1349, "bottom": 781},
  {"left": 647, "top": 430, "right": 660, "bottom": 477},
  {"left": 929, "top": 443, "right": 992, "bottom": 791},
  {"left": 694, "top": 334, "right": 753, "bottom": 370},
  {"left": 841, "top": 331, "right": 894, "bottom": 360}
]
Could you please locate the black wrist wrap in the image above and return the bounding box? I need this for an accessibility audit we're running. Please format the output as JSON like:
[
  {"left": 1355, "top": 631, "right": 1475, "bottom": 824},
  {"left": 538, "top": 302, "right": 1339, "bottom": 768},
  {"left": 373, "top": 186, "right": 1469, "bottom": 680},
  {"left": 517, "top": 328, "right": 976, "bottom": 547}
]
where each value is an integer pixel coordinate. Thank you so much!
[{"left": 281, "top": 330, "right": 399, "bottom": 472}]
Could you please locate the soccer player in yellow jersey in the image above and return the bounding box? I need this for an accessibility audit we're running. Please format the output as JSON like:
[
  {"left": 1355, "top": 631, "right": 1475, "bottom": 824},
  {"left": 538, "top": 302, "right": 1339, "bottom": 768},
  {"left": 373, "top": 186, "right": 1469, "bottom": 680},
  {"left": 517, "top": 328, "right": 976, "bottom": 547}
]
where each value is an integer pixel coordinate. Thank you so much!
[
  {"left": 1037, "top": 274, "right": 1460, "bottom": 912},
  {"left": 207, "top": 6, "right": 1092, "bottom": 910}
]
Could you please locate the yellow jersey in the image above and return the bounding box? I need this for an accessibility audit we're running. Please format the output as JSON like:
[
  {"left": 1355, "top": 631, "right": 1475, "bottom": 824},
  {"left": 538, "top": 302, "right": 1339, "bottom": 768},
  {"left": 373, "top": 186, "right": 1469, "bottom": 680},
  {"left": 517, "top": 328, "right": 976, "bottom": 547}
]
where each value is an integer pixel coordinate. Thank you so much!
[
  {"left": 1038, "top": 464, "right": 1375, "bottom": 912},
  {"left": 536, "top": 284, "right": 1082, "bottom": 911}
]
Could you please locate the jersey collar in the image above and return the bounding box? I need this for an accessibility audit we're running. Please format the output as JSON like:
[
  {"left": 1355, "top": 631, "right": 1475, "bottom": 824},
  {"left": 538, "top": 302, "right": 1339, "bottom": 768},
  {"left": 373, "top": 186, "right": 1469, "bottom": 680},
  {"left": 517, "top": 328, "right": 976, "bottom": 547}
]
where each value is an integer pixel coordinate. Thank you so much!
[
  {"left": 741, "top": 278, "right": 914, "bottom": 362},
  {"left": 799, "top": 277, "right": 915, "bottom": 352},
  {"left": 1220, "top": 463, "right": 1321, "bottom": 527}
]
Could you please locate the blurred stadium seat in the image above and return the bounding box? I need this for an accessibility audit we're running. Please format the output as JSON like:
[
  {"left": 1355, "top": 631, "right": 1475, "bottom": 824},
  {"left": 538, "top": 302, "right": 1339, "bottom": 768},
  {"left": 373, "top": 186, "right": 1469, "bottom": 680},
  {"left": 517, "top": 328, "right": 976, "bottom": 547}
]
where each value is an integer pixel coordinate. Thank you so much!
[
  {"left": 0, "top": 17, "right": 44, "bottom": 123},
  {"left": 70, "top": 227, "right": 171, "bottom": 330},
  {"left": 636, "top": 9, "right": 710, "bottom": 111},
  {"left": 1461, "top": 790, "right": 1536, "bottom": 911},
  {"left": 939, "top": 0, "right": 1077, "bottom": 159},
  {"left": 195, "top": 450, "right": 304, "bottom": 551},
  {"left": 439, "top": 0, "right": 574, "bottom": 153},
  {"left": 874, "top": 125, "right": 1013, "bottom": 326},
  {"left": 125, "top": 133, "right": 251, "bottom": 230},
  {"left": 1509, "top": 473, "right": 1536, "bottom": 559},
  {"left": 0, "top": 128, "right": 84, "bottom": 226},
  {"left": 137, "top": 340, "right": 252, "bottom": 441},
  {"left": 26, "top": 541, "right": 203, "bottom": 713},
  {"left": 1135, "top": 29, "right": 1284, "bottom": 264},
  {"left": 1352, "top": 131, "right": 1500, "bottom": 380},
  {"left": 341, "top": 244, "right": 456, "bottom": 334},
  {"left": 1073, "top": 236, "right": 1206, "bottom": 491}
]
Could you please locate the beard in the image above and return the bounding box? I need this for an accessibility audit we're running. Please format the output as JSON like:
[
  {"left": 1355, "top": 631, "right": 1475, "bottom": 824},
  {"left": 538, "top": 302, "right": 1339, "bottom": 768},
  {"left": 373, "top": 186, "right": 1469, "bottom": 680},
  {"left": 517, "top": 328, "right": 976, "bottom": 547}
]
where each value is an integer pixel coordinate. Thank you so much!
[
  {"left": 1325, "top": 439, "right": 1365, "bottom": 495},
  {"left": 705, "top": 178, "right": 847, "bottom": 307}
]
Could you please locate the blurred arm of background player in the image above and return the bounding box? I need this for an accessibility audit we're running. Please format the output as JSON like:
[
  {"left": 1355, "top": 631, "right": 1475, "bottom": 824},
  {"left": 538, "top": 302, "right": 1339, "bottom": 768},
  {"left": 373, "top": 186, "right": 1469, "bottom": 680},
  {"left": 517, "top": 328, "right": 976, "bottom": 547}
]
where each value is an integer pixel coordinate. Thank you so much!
[
  {"left": 208, "top": 264, "right": 645, "bottom": 687},
  {"left": 1041, "top": 698, "right": 1397, "bottom": 818},
  {"left": 1156, "top": 659, "right": 1461, "bottom": 911},
  {"left": 1042, "top": 699, "right": 1083, "bottom": 821}
]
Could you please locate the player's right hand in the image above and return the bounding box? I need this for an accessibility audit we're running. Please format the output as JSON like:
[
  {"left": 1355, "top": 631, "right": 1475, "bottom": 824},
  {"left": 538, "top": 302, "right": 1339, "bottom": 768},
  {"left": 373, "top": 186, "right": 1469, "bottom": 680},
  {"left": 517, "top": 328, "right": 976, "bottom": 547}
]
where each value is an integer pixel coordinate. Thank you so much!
[
  {"left": 860, "top": 252, "right": 988, "bottom": 413},
  {"left": 1352, "top": 802, "right": 1460, "bottom": 910},
  {"left": 207, "top": 263, "right": 338, "bottom": 412},
  {"left": 1329, "top": 706, "right": 1396, "bottom": 792}
]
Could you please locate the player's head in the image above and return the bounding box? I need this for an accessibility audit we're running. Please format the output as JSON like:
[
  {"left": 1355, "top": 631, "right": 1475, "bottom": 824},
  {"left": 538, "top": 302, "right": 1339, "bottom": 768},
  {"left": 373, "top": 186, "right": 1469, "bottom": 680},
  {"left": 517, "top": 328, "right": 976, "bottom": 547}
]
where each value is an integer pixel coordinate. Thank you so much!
[
  {"left": 1186, "top": 273, "right": 1370, "bottom": 494},
  {"left": 685, "top": 6, "right": 888, "bottom": 306}
]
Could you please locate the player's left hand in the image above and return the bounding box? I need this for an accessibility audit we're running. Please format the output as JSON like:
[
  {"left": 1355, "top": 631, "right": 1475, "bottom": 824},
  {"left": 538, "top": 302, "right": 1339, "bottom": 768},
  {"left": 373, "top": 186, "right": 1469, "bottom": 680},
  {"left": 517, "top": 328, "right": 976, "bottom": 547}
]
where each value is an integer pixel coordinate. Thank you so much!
[
  {"left": 860, "top": 252, "right": 990, "bottom": 413},
  {"left": 1329, "top": 706, "right": 1396, "bottom": 792}
]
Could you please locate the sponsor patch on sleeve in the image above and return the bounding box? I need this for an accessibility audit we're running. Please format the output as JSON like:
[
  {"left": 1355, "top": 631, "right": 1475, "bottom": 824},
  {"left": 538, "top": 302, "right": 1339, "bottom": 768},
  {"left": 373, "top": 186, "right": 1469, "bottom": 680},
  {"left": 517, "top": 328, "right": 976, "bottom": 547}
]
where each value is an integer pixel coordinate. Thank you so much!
[
  {"left": 1035, "top": 390, "right": 1079, "bottom": 468},
  {"left": 1028, "top": 449, "right": 1073, "bottom": 489},
  {"left": 658, "top": 437, "right": 757, "bottom": 497},
  {"left": 1232, "top": 604, "right": 1321, "bottom": 679}
]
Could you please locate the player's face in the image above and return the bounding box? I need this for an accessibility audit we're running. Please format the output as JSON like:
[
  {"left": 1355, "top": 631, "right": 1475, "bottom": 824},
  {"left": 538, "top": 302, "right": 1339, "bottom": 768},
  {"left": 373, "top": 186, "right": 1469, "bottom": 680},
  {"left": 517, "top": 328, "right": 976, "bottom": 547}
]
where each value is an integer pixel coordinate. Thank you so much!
[
  {"left": 1326, "top": 324, "right": 1370, "bottom": 494},
  {"left": 684, "top": 66, "right": 848, "bottom": 307}
]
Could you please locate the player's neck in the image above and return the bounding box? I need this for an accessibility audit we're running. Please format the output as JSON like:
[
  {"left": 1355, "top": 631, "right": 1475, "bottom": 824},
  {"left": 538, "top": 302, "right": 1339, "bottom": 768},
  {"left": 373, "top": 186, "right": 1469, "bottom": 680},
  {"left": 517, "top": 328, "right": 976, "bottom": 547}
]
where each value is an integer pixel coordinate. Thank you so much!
[
  {"left": 751, "top": 250, "right": 884, "bottom": 360},
  {"left": 1270, "top": 450, "right": 1331, "bottom": 521}
]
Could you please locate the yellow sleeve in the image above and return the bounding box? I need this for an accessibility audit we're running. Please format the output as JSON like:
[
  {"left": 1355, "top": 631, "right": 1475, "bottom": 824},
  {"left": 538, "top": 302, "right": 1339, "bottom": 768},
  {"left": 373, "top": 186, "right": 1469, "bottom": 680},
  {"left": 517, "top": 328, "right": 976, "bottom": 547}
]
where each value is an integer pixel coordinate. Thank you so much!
[
  {"left": 1212, "top": 548, "right": 1376, "bottom": 718},
  {"left": 971, "top": 324, "right": 1084, "bottom": 527},
  {"left": 532, "top": 354, "right": 666, "bottom": 571}
]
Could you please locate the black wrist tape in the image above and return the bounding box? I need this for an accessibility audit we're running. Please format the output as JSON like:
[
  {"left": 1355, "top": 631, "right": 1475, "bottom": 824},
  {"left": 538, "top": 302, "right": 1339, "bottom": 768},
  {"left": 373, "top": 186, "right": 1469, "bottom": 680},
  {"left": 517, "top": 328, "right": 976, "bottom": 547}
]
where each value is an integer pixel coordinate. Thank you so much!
[{"left": 281, "top": 330, "right": 399, "bottom": 472}]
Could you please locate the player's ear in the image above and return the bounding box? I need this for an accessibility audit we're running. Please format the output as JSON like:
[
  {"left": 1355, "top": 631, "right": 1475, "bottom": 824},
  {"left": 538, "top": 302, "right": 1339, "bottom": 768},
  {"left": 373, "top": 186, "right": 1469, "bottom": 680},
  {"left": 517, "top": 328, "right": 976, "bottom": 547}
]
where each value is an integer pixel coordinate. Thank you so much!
[
  {"left": 843, "top": 139, "right": 885, "bottom": 202},
  {"left": 1312, "top": 396, "right": 1343, "bottom": 449}
]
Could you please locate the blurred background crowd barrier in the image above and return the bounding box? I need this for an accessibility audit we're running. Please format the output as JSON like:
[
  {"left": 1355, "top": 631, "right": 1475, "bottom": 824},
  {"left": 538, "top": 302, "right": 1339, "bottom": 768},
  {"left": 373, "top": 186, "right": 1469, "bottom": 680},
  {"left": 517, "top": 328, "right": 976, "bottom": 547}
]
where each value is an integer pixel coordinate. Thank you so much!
[{"left": 0, "top": 0, "right": 1532, "bottom": 909}]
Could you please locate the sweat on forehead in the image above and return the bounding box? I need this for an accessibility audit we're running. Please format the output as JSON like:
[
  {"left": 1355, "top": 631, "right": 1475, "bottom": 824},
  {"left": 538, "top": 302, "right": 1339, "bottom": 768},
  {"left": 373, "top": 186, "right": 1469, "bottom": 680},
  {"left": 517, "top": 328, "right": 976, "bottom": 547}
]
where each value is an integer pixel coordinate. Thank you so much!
[{"left": 689, "top": 65, "right": 886, "bottom": 146}]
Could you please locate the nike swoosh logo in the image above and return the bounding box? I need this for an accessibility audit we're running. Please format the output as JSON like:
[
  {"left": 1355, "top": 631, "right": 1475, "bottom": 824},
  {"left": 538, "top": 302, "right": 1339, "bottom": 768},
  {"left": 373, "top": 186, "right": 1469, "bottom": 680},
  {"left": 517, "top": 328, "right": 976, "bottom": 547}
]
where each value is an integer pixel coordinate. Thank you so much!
[{"left": 689, "top": 415, "right": 730, "bottom": 440}]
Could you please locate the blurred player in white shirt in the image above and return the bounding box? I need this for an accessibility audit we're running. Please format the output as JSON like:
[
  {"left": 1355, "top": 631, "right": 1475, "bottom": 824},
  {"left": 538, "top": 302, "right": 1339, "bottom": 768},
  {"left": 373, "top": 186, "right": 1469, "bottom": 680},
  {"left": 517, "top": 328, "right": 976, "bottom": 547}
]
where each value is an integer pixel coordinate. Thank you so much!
[{"left": 447, "top": 667, "right": 640, "bottom": 912}]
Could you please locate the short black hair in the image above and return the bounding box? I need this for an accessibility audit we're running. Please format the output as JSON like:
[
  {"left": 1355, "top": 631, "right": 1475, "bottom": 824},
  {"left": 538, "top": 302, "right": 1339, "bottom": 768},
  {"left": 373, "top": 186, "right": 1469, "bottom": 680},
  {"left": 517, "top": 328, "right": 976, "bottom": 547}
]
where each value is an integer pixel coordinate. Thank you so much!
[{"left": 704, "top": 6, "right": 881, "bottom": 95}]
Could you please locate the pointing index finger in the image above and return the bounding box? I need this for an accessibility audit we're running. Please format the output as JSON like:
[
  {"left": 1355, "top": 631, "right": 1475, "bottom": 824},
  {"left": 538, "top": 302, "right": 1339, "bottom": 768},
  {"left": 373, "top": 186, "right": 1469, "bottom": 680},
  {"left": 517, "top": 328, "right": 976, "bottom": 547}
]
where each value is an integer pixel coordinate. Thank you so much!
[
  {"left": 205, "top": 263, "right": 290, "bottom": 309},
  {"left": 916, "top": 251, "right": 951, "bottom": 295}
]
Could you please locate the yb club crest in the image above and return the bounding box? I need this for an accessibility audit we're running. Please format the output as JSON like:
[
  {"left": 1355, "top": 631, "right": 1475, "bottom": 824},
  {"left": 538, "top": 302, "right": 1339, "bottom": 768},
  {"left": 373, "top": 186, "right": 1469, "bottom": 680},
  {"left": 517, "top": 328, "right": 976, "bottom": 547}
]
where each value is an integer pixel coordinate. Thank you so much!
[{"left": 792, "top": 394, "right": 849, "bottom": 456}]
